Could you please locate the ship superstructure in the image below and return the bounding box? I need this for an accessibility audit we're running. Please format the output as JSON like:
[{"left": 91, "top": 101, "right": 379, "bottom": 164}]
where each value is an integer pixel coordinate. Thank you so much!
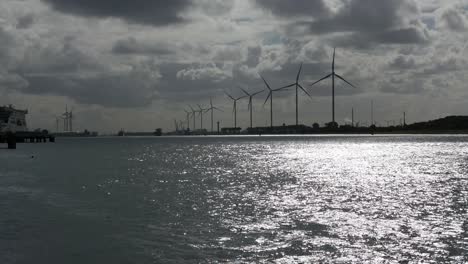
[{"left": 0, "top": 105, "right": 28, "bottom": 133}]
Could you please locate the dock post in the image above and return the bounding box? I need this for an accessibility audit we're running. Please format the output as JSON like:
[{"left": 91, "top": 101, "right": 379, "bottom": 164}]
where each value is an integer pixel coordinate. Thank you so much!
[{"left": 7, "top": 132, "right": 16, "bottom": 149}]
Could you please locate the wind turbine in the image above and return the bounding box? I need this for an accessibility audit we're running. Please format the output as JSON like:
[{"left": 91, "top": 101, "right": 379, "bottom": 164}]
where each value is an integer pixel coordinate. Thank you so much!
[
  {"left": 69, "top": 107, "right": 74, "bottom": 132},
  {"left": 188, "top": 105, "right": 197, "bottom": 130},
  {"left": 197, "top": 104, "right": 208, "bottom": 130},
  {"left": 309, "top": 48, "right": 356, "bottom": 124},
  {"left": 225, "top": 92, "right": 246, "bottom": 128},
  {"left": 54, "top": 115, "right": 62, "bottom": 133},
  {"left": 62, "top": 106, "right": 69, "bottom": 132},
  {"left": 261, "top": 76, "right": 289, "bottom": 128},
  {"left": 240, "top": 88, "right": 264, "bottom": 128},
  {"left": 174, "top": 119, "right": 179, "bottom": 132},
  {"left": 178, "top": 120, "right": 185, "bottom": 131},
  {"left": 205, "top": 98, "right": 223, "bottom": 132},
  {"left": 279, "top": 63, "right": 312, "bottom": 126},
  {"left": 184, "top": 110, "right": 191, "bottom": 131}
]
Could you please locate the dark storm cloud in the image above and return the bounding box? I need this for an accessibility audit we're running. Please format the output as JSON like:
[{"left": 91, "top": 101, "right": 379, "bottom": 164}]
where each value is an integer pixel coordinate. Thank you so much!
[
  {"left": 156, "top": 63, "right": 231, "bottom": 101},
  {"left": 6, "top": 35, "right": 158, "bottom": 108},
  {"left": 255, "top": 0, "right": 330, "bottom": 18},
  {"left": 309, "top": 0, "right": 428, "bottom": 46},
  {"left": 388, "top": 55, "right": 416, "bottom": 70},
  {"left": 42, "top": 0, "right": 193, "bottom": 26},
  {"left": 420, "top": 58, "right": 459, "bottom": 76},
  {"left": 20, "top": 72, "right": 158, "bottom": 108},
  {"left": 380, "top": 78, "right": 426, "bottom": 94},
  {"left": 440, "top": 8, "right": 467, "bottom": 31},
  {"left": 261, "top": 0, "right": 428, "bottom": 47},
  {"left": 245, "top": 46, "right": 262, "bottom": 67},
  {"left": 308, "top": 0, "right": 417, "bottom": 33},
  {"left": 112, "top": 37, "right": 172, "bottom": 55},
  {"left": 16, "top": 36, "right": 105, "bottom": 75},
  {"left": 16, "top": 14, "right": 35, "bottom": 29},
  {"left": 330, "top": 27, "right": 427, "bottom": 49}
]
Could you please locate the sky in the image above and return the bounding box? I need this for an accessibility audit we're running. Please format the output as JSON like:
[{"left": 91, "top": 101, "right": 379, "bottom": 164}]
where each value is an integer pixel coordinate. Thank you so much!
[{"left": 0, "top": 0, "right": 467, "bottom": 133}]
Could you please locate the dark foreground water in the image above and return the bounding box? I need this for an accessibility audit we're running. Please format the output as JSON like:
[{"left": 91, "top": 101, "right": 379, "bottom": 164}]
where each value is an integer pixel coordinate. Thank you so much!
[{"left": 0, "top": 135, "right": 467, "bottom": 263}]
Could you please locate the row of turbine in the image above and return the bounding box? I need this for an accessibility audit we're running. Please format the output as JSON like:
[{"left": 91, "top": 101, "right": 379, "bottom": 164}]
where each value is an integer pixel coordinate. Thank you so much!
[{"left": 180, "top": 48, "right": 356, "bottom": 131}]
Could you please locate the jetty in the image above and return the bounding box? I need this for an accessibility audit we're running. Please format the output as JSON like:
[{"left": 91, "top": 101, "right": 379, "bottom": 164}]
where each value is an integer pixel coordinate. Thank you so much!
[{"left": 0, "top": 131, "right": 55, "bottom": 149}]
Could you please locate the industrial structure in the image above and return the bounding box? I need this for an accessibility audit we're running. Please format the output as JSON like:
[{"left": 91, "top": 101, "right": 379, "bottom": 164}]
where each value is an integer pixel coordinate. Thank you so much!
[{"left": 0, "top": 105, "right": 28, "bottom": 133}]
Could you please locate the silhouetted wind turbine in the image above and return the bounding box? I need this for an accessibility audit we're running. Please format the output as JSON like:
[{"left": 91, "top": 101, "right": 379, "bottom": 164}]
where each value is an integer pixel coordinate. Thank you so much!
[
  {"left": 205, "top": 98, "right": 223, "bottom": 132},
  {"left": 309, "top": 48, "right": 356, "bottom": 124},
  {"left": 197, "top": 104, "right": 208, "bottom": 130},
  {"left": 184, "top": 110, "right": 191, "bottom": 131},
  {"left": 54, "top": 115, "right": 62, "bottom": 132},
  {"left": 261, "top": 76, "right": 289, "bottom": 128},
  {"left": 174, "top": 119, "right": 179, "bottom": 132},
  {"left": 279, "top": 63, "right": 312, "bottom": 126},
  {"left": 225, "top": 92, "right": 246, "bottom": 128},
  {"left": 240, "top": 88, "right": 264, "bottom": 128},
  {"left": 178, "top": 120, "right": 185, "bottom": 131},
  {"left": 188, "top": 105, "right": 197, "bottom": 130},
  {"left": 69, "top": 107, "right": 74, "bottom": 132}
]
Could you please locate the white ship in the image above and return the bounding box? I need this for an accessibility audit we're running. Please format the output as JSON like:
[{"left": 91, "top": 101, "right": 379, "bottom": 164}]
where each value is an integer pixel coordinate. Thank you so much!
[{"left": 0, "top": 105, "right": 28, "bottom": 133}]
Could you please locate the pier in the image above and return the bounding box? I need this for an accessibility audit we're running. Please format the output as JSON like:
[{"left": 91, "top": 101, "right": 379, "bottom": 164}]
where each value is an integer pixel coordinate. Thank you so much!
[{"left": 0, "top": 131, "right": 55, "bottom": 149}]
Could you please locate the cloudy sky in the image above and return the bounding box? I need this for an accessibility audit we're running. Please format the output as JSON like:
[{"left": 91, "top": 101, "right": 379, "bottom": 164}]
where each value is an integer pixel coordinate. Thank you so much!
[{"left": 1, "top": 0, "right": 467, "bottom": 132}]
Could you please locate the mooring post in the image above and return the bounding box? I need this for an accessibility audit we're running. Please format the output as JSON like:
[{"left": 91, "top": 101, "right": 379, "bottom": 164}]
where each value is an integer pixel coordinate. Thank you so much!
[{"left": 7, "top": 132, "right": 16, "bottom": 149}]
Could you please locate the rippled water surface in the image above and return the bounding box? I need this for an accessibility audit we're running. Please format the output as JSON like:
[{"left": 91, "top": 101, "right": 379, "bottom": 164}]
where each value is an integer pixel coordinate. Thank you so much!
[{"left": 1, "top": 135, "right": 467, "bottom": 263}]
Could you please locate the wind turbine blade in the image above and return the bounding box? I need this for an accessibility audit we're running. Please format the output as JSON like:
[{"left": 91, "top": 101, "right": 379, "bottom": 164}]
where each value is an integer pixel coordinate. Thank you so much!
[
  {"left": 309, "top": 73, "right": 332, "bottom": 87},
  {"left": 260, "top": 75, "right": 272, "bottom": 91},
  {"left": 332, "top": 48, "right": 336, "bottom": 72},
  {"left": 252, "top": 90, "right": 264, "bottom": 96},
  {"left": 236, "top": 95, "right": 247, "bottom": 100},
  {"left": 296, "top": 62, "right": 303, "bottom": 83},
  {"left": 263, "top": 92, "right": 271, "bottom": 107},
  {"left": 225, "top": 92, "right": 235, "bottom": 100},
  {"left": 277, "top": 83, "right": 295, "bottom": 90},
  {"left": 213, "top": 107, "right": 223, "bottom": 112},
  {"left": 335, "top": 74, "right": 356, "bottom": 88},
  {"left": 210, "top": 97, "right": 213, "bottom": 108},
  {"left": 240, "top": 87, "right": 250, "bottom": 96},
  {"left": 247, "top": 98, "right": 251, "bottom": 110},
  {"left": 298, "top": 83, "right": 312, "bottom": 98}
]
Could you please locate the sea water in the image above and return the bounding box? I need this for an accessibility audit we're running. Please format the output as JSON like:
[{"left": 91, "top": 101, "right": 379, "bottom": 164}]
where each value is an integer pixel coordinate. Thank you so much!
[{"left": 0, "top": 135, "right": 467, "bottom": 263}]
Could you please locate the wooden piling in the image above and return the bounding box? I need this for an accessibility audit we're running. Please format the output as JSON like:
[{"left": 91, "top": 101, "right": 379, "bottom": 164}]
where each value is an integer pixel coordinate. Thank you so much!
[{"left": 6, "top": 132, "right": 16, "bottom": 149}]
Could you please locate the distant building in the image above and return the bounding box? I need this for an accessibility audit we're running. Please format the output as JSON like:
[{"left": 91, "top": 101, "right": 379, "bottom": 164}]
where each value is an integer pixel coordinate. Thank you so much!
[{"left": 0, "top": 105, "right": 28, "bottom": 133}]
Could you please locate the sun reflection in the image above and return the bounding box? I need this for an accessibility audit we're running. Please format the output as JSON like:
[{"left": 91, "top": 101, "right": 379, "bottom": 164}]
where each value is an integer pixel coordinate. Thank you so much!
[{"left": 188, "top": 136, "right": 468, "bottom": 262}]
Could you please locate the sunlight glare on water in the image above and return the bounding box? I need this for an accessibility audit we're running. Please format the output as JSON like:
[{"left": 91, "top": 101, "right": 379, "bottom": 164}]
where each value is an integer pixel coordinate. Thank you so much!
[{"left": 0, "top": 135, "right": 467, "bottom": 263}]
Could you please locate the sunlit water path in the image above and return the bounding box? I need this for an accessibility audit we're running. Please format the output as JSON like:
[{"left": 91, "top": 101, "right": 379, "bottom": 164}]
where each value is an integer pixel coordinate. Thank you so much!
[{"left": 1, "top": 135, "right": 467, "bottom": 263}]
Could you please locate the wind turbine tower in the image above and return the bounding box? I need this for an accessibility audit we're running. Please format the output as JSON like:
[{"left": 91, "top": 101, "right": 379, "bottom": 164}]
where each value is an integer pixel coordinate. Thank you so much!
[
  {"left": 197, "top": 104, "right": 208, "bottom": 130},
  {"left": 280, "top": 63, "right": 312, "bottom": 126},
  {"left": 69, "top": 108, "right": 73, "bottom": 132},
  {"left": 184, "top": 110, "right": 191, "bottom": 131},
  {"left": 261, "top": 76, "right": 289, "bottom": 128},
  {"left": 225, "top": 92, "right": 246, "bottom": 128},
  {"left": 188, "top": 105, "right": 197, "bottom": 130},
  {"left": 240, "top": 88, "right": 264, "bottom": 128},
  {"left": 205, "top": 98, "right": 222, "bottom": 132},
  {"left": 310, "top": 48, "right": 356, "bottom": 124}
]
